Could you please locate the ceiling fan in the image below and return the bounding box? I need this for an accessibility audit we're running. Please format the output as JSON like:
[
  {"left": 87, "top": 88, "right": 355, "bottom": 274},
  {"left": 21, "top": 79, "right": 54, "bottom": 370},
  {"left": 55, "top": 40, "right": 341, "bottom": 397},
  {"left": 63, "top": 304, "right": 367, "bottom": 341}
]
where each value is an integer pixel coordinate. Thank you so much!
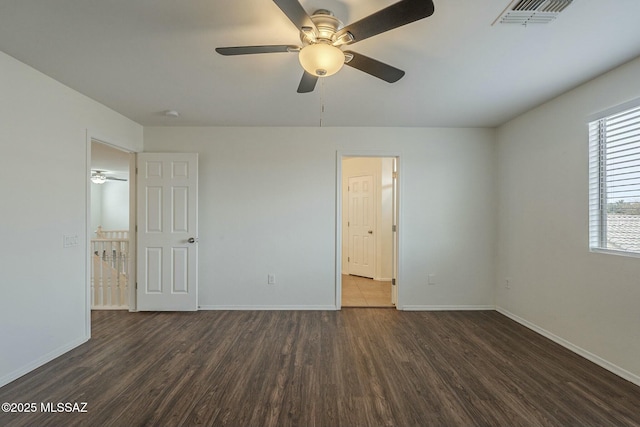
[
  {"left": 91, "top": 171, "right": 128, "bottom": 184},
  {"left": 216, "top": 0, "right": 435, "bottom": 93}
]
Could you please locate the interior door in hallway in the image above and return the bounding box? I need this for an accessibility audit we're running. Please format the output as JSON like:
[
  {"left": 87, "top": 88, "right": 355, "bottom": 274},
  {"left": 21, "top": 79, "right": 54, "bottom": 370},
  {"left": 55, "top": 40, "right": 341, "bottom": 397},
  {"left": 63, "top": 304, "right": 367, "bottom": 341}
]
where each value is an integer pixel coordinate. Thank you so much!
[
  {"left": 137, "top": 153, "right": 198, "bottom": 311},
  {"left": 348, "top": 175, "right": 375, "bottom": 278}
]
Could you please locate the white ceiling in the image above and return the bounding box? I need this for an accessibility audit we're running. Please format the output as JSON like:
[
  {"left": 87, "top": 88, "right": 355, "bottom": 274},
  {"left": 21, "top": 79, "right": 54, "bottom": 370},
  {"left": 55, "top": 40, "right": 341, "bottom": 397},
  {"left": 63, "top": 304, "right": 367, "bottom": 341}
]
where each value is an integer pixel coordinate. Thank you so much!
[{"left": 2, "top": 0, "right": 640, "bottom": 128}]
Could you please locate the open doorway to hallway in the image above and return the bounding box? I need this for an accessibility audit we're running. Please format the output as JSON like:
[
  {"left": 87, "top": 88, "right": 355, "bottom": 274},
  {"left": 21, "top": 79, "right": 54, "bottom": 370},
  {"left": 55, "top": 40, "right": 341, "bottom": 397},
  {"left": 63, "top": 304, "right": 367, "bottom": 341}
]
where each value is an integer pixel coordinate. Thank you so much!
[
  {"left": 340, "top": 156, "right": 398, "bottom": 308},
  {"left": 90, "top": 140, "right": 134, "bottom": 310}
]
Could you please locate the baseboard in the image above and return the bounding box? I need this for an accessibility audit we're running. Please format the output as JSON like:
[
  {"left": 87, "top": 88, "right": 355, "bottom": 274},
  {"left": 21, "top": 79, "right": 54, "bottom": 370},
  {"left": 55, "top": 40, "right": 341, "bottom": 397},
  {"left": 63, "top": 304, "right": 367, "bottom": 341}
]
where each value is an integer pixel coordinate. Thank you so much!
[
  {"left": 0, "top": 335, "right": 89, "bottom": 388},
  {"left": 198, "top": 305, "right": 338, "bottom": 311},
  {"left": 401, "top": 305, "right": 495, "bottom": 311},
  {"left": 496, "top": 306, "right": 640, "bottom": 387}
]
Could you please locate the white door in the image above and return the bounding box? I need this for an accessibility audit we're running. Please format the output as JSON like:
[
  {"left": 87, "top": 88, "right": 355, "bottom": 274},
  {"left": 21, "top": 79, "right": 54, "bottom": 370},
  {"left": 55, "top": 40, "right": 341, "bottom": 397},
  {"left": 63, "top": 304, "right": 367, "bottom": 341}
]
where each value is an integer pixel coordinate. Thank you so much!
[
  {"left": 348, "top": 175, "right": 375, "bottom": 278},
  {"left": 137, "top": 153, "right": 198, "bottom": 311}
]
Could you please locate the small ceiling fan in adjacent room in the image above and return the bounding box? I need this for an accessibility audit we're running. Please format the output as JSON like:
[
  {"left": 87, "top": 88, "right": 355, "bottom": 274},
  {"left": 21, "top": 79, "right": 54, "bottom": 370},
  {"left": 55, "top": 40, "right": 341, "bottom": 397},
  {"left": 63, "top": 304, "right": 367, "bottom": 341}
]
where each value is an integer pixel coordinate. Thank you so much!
[
  {"left": 216, "top": 0, "right": 435, "bottom": 93},
  {"left": 91, "top": 171, "right": 128, "bottom": 184}
]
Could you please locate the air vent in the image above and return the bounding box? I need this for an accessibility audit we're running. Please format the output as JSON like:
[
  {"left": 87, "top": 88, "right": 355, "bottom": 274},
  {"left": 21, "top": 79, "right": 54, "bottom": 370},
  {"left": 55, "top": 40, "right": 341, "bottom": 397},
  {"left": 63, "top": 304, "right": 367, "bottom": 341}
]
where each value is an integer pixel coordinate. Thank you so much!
[{"left": 493, "top": 0, "right": 573, "bottom": 25}]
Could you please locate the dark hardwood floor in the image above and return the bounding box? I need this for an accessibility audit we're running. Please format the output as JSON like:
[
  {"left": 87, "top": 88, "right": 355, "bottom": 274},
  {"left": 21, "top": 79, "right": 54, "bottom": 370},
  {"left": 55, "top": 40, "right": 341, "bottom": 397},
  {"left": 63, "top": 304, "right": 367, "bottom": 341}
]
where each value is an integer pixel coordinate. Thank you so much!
[{"left": 1, "top": 310, "right": 640, "bottom": 427}]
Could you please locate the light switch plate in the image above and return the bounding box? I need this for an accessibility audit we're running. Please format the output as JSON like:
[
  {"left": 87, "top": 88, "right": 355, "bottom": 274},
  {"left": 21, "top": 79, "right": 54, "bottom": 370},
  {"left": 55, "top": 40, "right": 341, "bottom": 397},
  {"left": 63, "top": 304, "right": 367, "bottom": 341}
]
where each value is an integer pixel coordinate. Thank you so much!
[{"left": 63, "top": 234, "right": 79, "bottom": 248}]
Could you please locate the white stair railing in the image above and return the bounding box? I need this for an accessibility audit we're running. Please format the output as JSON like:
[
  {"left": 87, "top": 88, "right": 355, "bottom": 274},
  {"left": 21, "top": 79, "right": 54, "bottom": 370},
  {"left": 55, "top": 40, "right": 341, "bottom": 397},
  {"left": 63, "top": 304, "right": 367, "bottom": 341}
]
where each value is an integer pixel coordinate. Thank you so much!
[
  {"left": 91, "top": 233, "right": 129, "bottom": 309},
  {"left": 95, "top": 226, "right": 129, "bottom": 240}
]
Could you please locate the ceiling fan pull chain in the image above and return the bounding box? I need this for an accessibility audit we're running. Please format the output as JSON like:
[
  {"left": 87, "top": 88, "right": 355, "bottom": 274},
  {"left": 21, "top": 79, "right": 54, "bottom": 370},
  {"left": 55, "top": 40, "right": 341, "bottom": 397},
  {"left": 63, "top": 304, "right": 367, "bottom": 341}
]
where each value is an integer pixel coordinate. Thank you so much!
[{"left": 320, "top": 78, "right": 325, "bottom": 127}]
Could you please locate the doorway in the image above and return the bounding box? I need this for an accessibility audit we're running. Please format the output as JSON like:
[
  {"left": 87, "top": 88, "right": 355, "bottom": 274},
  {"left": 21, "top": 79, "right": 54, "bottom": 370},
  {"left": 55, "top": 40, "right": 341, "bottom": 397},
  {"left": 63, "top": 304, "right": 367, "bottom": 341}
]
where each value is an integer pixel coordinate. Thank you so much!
[
  {"left": 89, "top": 140, "right": 135, "bottom": 310},
  {"left": 338, "top": 155, "right": 399, "bottom": 308}
]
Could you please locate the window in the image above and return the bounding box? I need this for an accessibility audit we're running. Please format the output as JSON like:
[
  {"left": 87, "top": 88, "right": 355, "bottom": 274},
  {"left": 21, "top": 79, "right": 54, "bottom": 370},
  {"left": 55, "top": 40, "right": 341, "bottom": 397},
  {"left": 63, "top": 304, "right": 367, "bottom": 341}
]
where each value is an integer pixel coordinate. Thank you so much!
[{"left": 589, "top": 102, "right": 640, "bottom": 255}]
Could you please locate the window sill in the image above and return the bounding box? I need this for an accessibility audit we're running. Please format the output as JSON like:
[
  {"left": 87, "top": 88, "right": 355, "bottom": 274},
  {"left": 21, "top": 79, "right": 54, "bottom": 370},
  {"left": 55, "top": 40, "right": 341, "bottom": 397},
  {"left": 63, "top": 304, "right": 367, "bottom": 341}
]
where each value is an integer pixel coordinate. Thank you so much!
[{"left": 589, "top": 248, "right": 640, "bottom": 259}]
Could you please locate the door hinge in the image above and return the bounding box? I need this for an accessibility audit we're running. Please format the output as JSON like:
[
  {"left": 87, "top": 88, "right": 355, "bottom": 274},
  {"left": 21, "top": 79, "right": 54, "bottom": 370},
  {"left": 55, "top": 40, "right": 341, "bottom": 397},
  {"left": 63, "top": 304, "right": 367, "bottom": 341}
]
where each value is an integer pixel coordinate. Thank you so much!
[
  {"left": 348, "top": 256, "right": 350, "bottom": 262},
  {"left": 392, "top": 278, "right": 396, "bottom": 286},
  {"left": 135, "top": 225, "right": 138, "bottom": 232},
  {"left": 348, "top": 186, "right": 350, "bottom": 191},
  {"left": 347, "top": 221, "right": 350, "bottom": 227},
  {"left": 135, "top": 282, "right": 138, "bottom": 290},
  {"left": 392, "top": 224, "right": 397, "bottom": 232},
  {"left": 392, "top": 171, "right": 398, "bottom": 179}
]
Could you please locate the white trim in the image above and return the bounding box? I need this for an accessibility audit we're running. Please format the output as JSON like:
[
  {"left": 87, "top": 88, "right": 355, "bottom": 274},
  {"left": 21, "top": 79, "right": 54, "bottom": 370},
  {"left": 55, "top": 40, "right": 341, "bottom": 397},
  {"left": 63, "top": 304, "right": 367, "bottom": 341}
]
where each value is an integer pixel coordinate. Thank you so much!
[
  {"left": 85, "top": 132, "right": 92, "bottom": 339},
  {"left": 198, "top": 305, "right": 337, "bottom": 311},
  {"left": 336, "top": 153, "right": 343, "bottom": 309},
  {"left": 586, "top": 96, "right": 640, "bottom": 122},
  {"left": 0, "top": 336, "right": 89, "bottom": 388},
  {"left": 496, "top": 307, "right": 640, "bottom": 387},
  {"left": 402, "top": 305, "right": 495, "bottom": 311},
  {"left": 128, "top": 152, "right": 137, "bottom": 312},
  {"left": 589, "top": 247, "right": 640, "bottom": 259}
]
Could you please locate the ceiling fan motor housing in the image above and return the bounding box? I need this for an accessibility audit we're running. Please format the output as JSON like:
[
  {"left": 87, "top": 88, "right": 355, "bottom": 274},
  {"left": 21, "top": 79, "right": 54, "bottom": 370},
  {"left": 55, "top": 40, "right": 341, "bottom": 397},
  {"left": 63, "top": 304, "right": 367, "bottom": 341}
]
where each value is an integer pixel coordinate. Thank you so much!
[{"left": 300, "top": 10, "right": 343, "bottom": 45}]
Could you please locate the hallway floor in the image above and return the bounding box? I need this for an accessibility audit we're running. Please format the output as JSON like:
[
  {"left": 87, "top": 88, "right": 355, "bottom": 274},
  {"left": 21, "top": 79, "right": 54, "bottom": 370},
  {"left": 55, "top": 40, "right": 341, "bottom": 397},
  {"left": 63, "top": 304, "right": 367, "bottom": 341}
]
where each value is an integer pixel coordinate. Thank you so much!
[{"left": 341, "top": 274, "right": 394, "bottom": 307}]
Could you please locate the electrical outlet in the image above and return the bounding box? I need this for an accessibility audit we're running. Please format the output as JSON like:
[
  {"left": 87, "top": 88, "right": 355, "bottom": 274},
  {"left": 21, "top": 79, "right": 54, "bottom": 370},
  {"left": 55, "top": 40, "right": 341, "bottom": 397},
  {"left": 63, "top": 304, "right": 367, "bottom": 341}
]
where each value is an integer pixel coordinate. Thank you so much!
[
  {"left": 428, "top": 274, "right": 436, "bottom": 286},
  {"left": 505, "top": 277, "right": 511, "bottom": 289},
  {"left": 268, "top": 274, "right": 276, "bottom": 285}
]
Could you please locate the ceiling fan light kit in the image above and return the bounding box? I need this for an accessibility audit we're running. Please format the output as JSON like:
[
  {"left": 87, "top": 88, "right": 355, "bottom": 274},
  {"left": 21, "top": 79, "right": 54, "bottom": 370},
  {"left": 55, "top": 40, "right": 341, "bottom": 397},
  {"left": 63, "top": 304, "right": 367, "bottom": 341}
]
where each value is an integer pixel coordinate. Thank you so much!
[
  {"left": 298, "top": 43, "right": 345, "bottom": 76},
  {"left": 216, "top": 0, "right": 435, "bottom": 93},
  {"left": 91, "top": 171, "right": 128, "bottom": 184},
  {"left": 91, "top": 172, "right": 107, "bottom": 184}
]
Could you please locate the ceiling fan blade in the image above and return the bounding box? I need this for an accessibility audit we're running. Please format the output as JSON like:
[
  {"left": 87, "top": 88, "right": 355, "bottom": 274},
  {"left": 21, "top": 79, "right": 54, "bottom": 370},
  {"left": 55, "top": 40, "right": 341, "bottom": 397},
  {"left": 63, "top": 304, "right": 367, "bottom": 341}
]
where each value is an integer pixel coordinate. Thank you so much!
[
  {"left": 106, "top": 177, "right": 128, "bottom": 182},
  {"left": 343, "top": 51, "right": 405, "bottom": 83},
  {"left": 297, "top": 71, "right": 318, "bottom": 93},
  {"left": 335, "top": 0, "right": 434, "bottom": 45},
  {"left": 215, "top": 45, "right": 298, "bottom": 56},
  {"left": 272, "top": 0, "right": 318, "bottom": 33}
]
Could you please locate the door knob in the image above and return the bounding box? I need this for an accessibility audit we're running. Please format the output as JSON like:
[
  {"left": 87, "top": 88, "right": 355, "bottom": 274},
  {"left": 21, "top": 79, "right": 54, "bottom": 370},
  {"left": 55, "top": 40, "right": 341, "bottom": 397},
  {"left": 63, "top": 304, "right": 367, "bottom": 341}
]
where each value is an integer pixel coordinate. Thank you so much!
[
  {"left": 188, "top": 237, "right": 196, "bottom": 243},
  {"left": 368, "top": 230, "right": 373, "bottom": 234}
]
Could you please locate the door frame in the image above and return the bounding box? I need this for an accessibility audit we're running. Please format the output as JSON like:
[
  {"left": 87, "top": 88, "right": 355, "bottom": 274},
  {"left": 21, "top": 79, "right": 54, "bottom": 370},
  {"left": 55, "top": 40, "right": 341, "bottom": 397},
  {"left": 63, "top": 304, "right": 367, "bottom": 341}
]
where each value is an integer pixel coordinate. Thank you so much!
[
  {"left": 85, "top": 132, "right": 138, "bottom": 336},
  {"left": 336, "top": 150, "right": 403, "bottom": 310}
]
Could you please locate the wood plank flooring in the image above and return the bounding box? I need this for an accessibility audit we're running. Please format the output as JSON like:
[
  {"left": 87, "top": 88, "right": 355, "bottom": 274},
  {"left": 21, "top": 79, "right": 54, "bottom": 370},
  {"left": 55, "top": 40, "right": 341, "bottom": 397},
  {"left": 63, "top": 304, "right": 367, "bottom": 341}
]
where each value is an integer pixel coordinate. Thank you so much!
[
  {"left": 342, "top": 274, "right": 394, "bottom": 307},
  {"left": 1, "top": 310, "right": 640, "bottom": 427}
]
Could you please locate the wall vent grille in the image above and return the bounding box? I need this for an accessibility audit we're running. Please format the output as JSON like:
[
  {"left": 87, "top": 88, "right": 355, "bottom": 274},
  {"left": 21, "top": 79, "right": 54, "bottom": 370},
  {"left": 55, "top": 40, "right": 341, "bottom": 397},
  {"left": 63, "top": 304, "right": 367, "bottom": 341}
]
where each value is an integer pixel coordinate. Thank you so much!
[{"left": 493, "top": 0, "right": 573, "bottom": 25}]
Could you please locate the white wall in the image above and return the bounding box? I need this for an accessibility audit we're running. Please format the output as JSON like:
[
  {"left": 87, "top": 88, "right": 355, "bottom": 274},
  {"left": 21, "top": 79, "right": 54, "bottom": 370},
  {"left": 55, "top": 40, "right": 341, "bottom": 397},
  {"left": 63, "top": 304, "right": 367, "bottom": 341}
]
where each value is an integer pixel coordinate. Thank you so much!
[
  {"left": 90, "top": 181, "right": 129, "bottom": 236},
  {"left": 90, "top": 183, "right": 104, "bottom": 236},
  {"left": 144, "top": 126, "right": 496, "bottom": 310},
  {"left": 496, "top": 56, "right": 640, "bottom": 384},
  {"left": 100, "top": 181, "right": 129, "bottom": 231},
  {"left": 0, "top": 51, "right": 142, "bottom": 387}
]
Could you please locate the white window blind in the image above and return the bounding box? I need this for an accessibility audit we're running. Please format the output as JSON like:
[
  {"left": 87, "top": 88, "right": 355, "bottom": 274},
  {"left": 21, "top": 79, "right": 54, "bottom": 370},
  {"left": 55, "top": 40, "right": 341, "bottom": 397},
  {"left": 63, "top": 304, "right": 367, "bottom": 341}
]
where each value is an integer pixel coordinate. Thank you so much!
[{"left": 589, "top": 103, "right": 640, "bottom": 254}]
